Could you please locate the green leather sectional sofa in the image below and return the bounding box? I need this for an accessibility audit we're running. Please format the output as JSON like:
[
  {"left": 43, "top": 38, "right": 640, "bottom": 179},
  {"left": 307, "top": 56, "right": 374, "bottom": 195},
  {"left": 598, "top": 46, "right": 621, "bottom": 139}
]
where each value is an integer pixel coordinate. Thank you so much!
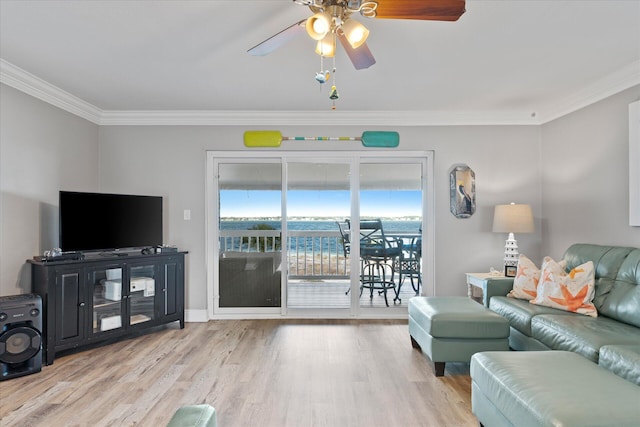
[
  {"left": 485, "top": 243, "right": 640, "bottom": 374},
  {"left": 471, "top": 244, "right": 640, "bottom": 426}
]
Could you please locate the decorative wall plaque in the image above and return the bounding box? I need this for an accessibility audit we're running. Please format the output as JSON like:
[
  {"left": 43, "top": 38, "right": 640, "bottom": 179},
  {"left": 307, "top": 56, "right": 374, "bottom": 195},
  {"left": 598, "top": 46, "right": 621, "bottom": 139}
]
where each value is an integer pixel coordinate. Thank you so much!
[{"left": 450, "top": 164, "right": 476, "bottom": 218}]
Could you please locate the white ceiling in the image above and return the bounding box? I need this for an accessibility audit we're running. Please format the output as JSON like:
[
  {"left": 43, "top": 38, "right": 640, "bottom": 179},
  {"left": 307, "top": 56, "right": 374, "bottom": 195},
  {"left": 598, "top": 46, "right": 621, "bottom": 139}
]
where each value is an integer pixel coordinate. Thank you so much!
[{"left": 1, "top": 0, "right": 639, "bottom": 124}]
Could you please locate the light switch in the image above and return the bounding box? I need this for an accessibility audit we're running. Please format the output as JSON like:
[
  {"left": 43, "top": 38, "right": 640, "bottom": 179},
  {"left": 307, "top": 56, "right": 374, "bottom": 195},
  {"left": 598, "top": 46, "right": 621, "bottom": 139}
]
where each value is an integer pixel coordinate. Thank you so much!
[{"left": 183, "top": 209, "right": 191, "bottom": 221}]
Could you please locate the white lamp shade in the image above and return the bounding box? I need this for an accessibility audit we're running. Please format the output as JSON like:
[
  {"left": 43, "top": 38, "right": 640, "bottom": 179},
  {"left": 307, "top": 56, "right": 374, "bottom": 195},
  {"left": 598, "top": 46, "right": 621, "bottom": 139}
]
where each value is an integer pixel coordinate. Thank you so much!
[{"left": 492, "top": 203, "right": 534, "bottom": 233}]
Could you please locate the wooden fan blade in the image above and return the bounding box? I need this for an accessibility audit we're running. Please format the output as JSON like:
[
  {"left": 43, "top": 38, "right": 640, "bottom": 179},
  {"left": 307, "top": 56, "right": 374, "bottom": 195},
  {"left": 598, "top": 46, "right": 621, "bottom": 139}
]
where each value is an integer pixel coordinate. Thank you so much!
[
  {"left": 338, "top": 33, "right": 376, "bottom": 70},
  {"left": 375, "top": 0, "right": 466, "bottom": 21},
  {"left": 247, "top": 19, "right": 306, "bottom": 56}
]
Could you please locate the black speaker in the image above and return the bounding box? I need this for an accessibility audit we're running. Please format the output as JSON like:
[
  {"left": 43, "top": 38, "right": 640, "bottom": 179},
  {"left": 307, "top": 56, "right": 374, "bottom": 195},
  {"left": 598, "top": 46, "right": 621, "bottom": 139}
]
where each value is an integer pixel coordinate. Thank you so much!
[{"left": 0, "top": 294, "right": 43, "bottom": 381}]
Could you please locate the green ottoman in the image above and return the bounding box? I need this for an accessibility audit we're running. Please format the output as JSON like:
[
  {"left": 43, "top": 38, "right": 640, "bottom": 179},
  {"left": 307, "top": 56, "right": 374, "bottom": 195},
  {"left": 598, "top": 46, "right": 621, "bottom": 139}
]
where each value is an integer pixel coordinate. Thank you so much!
[
  {"left": 408, "top": 296, "right": 510, "bottom": 376},
  {"left": 167, "top": 405, "right": 217, "bottom": 427},
  {"left": 471, "top": 351, "right": 640, "bottom": 427}
]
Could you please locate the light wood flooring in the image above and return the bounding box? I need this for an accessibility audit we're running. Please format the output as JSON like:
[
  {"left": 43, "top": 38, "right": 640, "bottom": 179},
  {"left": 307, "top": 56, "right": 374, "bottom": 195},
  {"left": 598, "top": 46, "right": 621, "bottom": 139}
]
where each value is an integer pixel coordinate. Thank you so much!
[
  {"left": 287, "top": 279, "right": 420, "bottom": 309},
  {"left": 0, "top": 320, "right": 477, "bottom": 427}
]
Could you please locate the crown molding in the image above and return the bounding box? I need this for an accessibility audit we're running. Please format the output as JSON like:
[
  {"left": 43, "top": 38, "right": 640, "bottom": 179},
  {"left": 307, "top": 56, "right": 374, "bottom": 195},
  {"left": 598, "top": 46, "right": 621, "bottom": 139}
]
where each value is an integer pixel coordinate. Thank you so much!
[
  {"left": 2, "top": 58, "right": 638, "bottom": 127},
  {"left": 98, "top": 109, "right": 538, "bottom": 126},
  {"left": 536, "top": 60, "right": 640, "bottom": 124},
  {"left": 0, "top": 59, "right": 102, "bottom": 124}
]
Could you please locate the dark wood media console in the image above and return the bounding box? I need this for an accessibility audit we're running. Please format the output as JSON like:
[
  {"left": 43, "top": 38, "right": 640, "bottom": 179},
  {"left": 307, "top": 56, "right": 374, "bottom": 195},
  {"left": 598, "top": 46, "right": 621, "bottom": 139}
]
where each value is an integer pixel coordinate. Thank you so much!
[{"left": 29, "top": 251, "right": 186, "bottom": 365}]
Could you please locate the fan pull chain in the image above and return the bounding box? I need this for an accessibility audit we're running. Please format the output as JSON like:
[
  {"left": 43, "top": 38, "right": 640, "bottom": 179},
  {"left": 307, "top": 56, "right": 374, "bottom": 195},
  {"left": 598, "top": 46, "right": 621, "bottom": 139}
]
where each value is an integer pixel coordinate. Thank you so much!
[
  {"left": 329, "top": 38, "right": 339, "bottom": 110},
  {"left": 315, "top": 46, "right": 330, "bottom": 90}
]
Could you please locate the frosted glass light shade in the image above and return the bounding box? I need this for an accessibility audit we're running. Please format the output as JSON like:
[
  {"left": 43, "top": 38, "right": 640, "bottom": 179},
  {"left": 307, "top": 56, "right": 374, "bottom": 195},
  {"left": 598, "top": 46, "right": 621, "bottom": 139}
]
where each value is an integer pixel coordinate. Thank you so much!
[
  {"left": 306, "top": 12, "right": 331, "bottom": 40},
  {"left": 341, "top": 19, "right": 369, "bottom": 48},
  {"left": 315, "top": 34, "right": 336, "bottom": 57}
]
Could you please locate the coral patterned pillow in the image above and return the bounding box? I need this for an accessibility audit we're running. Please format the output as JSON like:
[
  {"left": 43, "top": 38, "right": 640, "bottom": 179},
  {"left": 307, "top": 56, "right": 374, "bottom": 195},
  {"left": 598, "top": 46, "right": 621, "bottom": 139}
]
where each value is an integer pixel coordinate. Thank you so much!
[
  {"left": 508, "top": 255, "right": 540, "bottom": 300},
  {"left": 507, "top": 255, "right": 567, "bottom": 300},
  {"left": 530, "top": 257, "right": 597, "bottom": 317}
]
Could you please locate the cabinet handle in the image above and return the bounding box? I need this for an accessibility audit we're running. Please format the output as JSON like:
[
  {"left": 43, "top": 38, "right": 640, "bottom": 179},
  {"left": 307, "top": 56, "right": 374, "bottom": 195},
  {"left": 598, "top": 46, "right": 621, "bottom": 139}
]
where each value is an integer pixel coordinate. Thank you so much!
[{"left": 79, "top": 302, "right": 85, "bottom": 307}]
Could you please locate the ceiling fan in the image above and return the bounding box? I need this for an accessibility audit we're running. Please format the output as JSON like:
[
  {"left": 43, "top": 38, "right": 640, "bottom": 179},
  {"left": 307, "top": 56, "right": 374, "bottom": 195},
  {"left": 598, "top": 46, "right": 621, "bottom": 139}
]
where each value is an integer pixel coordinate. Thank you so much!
[{"left": 248, "top": 0, "right": 466, "bottom": 70}]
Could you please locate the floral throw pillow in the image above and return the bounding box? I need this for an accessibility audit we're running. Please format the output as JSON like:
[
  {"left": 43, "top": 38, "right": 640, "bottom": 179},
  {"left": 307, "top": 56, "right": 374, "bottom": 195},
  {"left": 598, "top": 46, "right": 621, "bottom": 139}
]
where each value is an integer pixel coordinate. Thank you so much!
[
  {"left": 530, "top": 257, "right": 597, "bottom": 317},
  {"left": 508, "top": 254, "right": 540, "bottom": 300},
  {"left": 508, "top": 255, "right": 567, "bottom": 300}
]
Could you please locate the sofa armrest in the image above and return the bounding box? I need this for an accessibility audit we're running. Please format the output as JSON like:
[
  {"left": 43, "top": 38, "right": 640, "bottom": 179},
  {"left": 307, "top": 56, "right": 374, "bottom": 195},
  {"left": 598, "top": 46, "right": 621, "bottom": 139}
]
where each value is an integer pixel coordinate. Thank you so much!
[{"left": 483, "top": 277, "right": 515, "bottom": 307}]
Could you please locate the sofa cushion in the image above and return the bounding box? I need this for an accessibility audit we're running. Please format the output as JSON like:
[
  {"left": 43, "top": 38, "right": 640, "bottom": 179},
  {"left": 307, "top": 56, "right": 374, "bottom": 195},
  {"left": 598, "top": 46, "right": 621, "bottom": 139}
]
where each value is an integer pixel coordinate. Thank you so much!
[
  {"left": 531, "top": 258, "right": 597, "bottom": 317},
  {"left": 562, "top": 244, "right": 635, "bottom": 310},
  {"left": 531, "top": 314, "right": 640, "bottom": 362},
  {"left": 489, "top": 296, "right": 572, "bottom": 336},
  {"left": 598, "top": 249, "right": 640, "bottom": 327},
  {"left": 598, "top": 344, "right": 640, "bottom": 386}
]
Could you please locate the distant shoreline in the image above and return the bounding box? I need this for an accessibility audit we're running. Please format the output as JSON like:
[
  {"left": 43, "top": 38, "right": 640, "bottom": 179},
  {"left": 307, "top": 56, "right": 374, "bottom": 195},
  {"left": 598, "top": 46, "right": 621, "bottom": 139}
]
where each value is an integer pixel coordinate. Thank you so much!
[{"left": 221, "top": 217, "right": 421, "bottom": 221}]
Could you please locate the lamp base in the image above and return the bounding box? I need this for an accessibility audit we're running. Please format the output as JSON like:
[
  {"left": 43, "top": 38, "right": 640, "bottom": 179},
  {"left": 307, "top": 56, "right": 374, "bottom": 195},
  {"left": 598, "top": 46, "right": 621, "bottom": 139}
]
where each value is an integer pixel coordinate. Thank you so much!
[{"left": 503, "top": 232, "right": 519, "bottom": 277}]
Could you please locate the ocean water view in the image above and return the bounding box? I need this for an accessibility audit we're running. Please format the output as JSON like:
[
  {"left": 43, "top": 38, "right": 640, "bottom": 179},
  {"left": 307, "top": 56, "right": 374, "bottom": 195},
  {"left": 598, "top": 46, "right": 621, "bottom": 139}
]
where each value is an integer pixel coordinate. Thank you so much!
[
  {"left": 220, "top": 218, "right": 421, "bottom": 254},
  {"left": 220, "top": 218, "right": 421, "bottom": 233}
]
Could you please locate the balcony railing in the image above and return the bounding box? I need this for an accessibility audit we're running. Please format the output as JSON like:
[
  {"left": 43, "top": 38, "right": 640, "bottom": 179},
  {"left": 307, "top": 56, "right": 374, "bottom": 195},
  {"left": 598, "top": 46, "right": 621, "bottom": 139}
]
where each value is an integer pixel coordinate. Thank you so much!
[{"left": 219, "top": 229, "right": 349, "bottom": 279}]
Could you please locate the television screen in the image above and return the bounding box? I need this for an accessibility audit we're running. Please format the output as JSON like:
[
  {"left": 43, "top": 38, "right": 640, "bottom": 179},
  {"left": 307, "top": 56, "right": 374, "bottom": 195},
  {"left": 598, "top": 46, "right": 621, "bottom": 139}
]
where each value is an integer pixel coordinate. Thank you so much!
[{"left": 59, "top": 191, "right": 163, "bottom": 252}]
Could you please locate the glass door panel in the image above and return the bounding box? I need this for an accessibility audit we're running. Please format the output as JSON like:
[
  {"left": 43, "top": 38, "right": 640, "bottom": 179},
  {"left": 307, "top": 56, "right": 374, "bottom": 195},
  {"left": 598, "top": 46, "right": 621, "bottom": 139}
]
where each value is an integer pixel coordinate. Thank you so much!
[
  {"left": 359, "top": 162, "right": 423, "bottom": 309},
  {"left": 90, "top": 266, "right": 124, "bottom": 334},
  {"left": 128, "top": 264, "right": 156, "bottom": 326},
  {"left": 286, "top": 162, "right": 351, "bottom": 309},
  {"left": 218, "top": 163, "right": 283, "bottom": 308}
]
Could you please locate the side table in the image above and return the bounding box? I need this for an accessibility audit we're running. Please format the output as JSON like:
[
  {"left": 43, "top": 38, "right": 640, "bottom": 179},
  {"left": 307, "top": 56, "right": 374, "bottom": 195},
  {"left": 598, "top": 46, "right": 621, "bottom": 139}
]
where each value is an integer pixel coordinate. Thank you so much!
[{"left": 466, "top": 272, "right": 506, "bottom": 306}]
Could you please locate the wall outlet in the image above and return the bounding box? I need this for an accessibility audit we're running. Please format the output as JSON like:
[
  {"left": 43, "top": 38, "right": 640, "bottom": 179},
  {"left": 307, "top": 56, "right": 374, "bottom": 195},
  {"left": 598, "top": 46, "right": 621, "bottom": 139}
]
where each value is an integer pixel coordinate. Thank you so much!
[{"left": 183, "top": 209, "right": 191, "bottom": 221}]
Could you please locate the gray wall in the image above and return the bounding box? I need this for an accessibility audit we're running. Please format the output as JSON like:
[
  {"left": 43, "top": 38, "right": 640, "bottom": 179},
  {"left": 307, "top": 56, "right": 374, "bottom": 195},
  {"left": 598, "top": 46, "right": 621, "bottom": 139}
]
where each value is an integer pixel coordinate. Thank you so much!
[
  {"left": 2, "top": 81, "right": 638, "bottom": 314},
  {"left": 97, "top": 124, "right": 542, "bottom": 311},
  {"left": 0, "top": 84, "right": 99, "bottom": 295},
  {"left": 540, "top": 85, "right": 640, "bottom": 257}
]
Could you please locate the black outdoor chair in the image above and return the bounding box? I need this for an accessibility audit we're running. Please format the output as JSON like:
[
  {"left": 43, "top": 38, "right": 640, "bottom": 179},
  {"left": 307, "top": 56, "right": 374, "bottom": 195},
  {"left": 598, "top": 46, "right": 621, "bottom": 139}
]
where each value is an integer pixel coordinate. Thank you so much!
[
  {"left": 336, "top": 220, "right": 351, "bottom": 258},
  {"left": 357, "top": 219, "right": 403, "bottom": 306},
  {"left": 396, "top": 236, "right": 421, "bottom": 295}
]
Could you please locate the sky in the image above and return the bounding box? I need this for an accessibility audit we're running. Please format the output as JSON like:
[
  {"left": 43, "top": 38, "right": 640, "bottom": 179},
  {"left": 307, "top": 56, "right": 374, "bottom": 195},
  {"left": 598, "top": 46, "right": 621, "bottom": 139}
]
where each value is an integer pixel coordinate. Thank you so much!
[{"left": 220, "top": 190, "right": 421, "bottom": 218}]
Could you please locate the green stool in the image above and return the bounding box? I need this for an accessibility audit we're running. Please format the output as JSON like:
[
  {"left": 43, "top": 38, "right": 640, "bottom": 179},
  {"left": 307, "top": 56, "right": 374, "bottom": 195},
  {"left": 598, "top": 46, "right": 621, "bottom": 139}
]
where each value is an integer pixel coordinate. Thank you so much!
[
  {"left": 409, "top": 296, "right": 510, "bottom": 376},
  {"left": 167, "top": 405, "right": 217, "bottom": 427}
]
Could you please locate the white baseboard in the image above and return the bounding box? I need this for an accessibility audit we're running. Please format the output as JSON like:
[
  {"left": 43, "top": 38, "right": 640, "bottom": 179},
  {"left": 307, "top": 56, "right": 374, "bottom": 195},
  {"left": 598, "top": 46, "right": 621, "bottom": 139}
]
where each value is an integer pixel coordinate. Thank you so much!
[{"left": 185, "top": 309, "right": 209, "bottom": 323}]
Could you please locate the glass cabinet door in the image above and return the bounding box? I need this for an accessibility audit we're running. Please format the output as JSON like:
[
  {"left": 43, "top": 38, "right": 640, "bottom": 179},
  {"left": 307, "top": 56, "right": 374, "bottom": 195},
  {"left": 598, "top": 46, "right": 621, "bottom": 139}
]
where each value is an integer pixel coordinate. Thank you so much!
[
  {"left": 90, "top": 266, "right": 124, "bottom": 334},
  {"left": 128, "top": 264, "right": 156, "bottom": 326}
]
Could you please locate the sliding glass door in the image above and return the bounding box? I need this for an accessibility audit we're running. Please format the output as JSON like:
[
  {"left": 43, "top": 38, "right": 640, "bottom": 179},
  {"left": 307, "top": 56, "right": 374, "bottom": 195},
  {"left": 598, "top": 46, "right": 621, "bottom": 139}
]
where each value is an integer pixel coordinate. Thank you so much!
[
  {"left": 216, "top": 162, "right": 282, "bottom": 313},
  {"left": 207, "top": 152, "right": 432, "bottom": 318},
  {"left": 286, "top": 160, "right": 351, "bottom": 312},
  {"left": 358, "top": 161, "right": 423, "bottom": 311}
]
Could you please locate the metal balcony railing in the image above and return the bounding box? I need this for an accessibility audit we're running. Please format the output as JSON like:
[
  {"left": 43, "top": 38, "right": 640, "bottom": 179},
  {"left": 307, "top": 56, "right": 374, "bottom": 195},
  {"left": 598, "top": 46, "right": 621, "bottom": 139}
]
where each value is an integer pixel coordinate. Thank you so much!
[{"left": 219, "top": 229, "right": 350, "bottom": 279}]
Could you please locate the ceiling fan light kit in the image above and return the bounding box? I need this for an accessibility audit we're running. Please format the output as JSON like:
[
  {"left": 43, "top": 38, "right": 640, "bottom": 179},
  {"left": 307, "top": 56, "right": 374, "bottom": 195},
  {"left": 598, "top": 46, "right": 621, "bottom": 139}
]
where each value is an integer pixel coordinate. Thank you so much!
[{"left": 248, "top": 0, "right": 465, "bottom": 107}]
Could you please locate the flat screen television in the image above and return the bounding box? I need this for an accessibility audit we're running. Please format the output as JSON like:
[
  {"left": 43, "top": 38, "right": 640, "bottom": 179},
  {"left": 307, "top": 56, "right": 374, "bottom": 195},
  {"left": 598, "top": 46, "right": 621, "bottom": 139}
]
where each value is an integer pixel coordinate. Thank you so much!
[{"left": 59, "top": 191, "right": 163, "bottom": 252}]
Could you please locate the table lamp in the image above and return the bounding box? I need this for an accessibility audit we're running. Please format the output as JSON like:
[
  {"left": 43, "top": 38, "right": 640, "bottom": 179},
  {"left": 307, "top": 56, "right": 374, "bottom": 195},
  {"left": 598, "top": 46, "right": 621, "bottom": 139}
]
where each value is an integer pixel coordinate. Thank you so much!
[{"left": 492, "top": 203, "right": 534, "bottom": 276}]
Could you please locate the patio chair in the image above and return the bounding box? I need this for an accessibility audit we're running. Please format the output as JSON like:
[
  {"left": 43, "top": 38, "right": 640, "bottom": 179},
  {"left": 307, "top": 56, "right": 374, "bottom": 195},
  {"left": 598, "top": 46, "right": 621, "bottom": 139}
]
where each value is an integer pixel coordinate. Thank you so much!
[
  {"left": 337, "top": 220, "right": 354, "bottom": 295},
  {"left": 336, "top": 220, "right": 351, "bottom": 257},
  {"left": 396, "top": 236, "right": 421, "bottom": 295},
  {"left": 358, "top": 219, "right": 403, "bottom": 306}
]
